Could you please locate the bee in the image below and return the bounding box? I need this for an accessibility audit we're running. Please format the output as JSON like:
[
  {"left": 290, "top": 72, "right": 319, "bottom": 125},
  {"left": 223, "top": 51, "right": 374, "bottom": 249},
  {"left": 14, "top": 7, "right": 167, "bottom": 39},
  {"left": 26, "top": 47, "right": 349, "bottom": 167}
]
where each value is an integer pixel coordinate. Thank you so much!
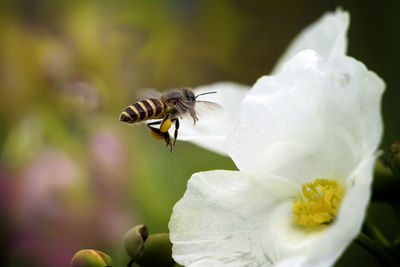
[{"left": 119, "top": 88, "right": 218, "bottom": 151}]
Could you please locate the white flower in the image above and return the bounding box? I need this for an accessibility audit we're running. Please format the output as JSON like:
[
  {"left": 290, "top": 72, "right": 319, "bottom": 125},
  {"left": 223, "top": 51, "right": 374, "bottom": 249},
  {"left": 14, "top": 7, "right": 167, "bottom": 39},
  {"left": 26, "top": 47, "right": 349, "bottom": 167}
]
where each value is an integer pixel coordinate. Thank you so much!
[
  {"left": 178, "top": 9, "right": 349, "bottom": 155},
  {"left": 178, "top": 82, "right": 249, "bottom": 155},
  {"left": 169, "top": 10, "right": 385, "bottom": 267}
]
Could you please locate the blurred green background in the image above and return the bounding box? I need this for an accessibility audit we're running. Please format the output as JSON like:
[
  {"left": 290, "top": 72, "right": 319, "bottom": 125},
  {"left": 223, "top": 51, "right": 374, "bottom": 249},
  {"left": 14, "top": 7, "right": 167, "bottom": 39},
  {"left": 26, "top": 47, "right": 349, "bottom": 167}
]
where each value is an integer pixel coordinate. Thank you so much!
[{"left": 0, "top": 0, "right": 399, "bottom": 266}]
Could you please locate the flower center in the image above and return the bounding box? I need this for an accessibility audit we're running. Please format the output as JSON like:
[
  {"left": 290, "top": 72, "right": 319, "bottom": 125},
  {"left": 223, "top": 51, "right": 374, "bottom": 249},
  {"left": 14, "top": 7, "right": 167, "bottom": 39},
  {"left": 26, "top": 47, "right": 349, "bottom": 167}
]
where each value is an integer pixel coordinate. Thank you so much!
[{"left": 292, "top": 178, "right": 343, "bottom": 227}]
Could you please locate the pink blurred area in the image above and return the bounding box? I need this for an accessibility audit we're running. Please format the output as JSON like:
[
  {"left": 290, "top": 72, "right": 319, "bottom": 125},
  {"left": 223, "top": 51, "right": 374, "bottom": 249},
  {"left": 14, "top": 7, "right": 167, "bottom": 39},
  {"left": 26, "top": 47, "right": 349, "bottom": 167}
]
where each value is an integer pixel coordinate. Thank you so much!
[{"left": 2, "top": 139, "right": 134, "bottom": 266}]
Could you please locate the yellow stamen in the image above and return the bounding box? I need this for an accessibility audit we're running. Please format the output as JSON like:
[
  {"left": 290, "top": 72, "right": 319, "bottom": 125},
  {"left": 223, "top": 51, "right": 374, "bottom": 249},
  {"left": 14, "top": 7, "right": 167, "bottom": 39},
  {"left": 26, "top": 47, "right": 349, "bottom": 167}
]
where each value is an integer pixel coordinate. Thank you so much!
[{"left": 292, "top": 178, "right": 343, "bottom": 227}]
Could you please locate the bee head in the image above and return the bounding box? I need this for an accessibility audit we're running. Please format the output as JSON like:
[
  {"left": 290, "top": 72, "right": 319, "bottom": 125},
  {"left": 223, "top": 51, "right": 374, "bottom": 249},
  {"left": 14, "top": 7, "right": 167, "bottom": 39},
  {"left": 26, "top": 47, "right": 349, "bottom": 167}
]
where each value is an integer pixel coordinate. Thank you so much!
[{"left": 184, "top": 89, "right": 196, "bottom": 102}]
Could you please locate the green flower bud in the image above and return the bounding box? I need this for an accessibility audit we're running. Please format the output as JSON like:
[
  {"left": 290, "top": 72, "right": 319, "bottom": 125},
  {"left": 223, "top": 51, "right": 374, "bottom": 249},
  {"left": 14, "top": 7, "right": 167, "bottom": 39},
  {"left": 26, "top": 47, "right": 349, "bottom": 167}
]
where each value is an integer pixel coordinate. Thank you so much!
[
  {"left": 70, "top": 249, "right": 113, "bottom": 267},
  {"left": 390, "top": 139, "right": 400, "bottom": 176},
  {"left": 124, "top": 224, "right": 149, "bottom": 260},
  {"left": 136, "top": 233, "right": 174, "bottom": 267}
]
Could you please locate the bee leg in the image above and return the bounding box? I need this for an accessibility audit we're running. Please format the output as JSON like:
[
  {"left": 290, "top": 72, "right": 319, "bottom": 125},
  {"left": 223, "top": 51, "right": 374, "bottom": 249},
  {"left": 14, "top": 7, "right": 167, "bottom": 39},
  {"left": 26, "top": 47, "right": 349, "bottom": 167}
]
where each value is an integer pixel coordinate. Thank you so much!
[
  {"left": 147, "top": 120, "right": 174, "bottom": 151},
  {"left": 171, "top": 118, "right": 179, "bottom": 146},
  {"left": 148, "top": 126, "right": 173, "bottom": 148},
  {"left": 159, "top": 114, "right": 173, "bottom": 133},
  {"left": 163, "top": 131, "right": 174, "bottom": 152},
  {"left": 147, "top": 120, "right": 162, "bottom": 126},
  {"left": 160, "top": 114, "right": 175, "bottom": 152},
  {"left": 147, "top": 120, "right": 164, "bottom": 140},
  {"left": 148, "top": 127, "right": 165, "bottom": 141}
]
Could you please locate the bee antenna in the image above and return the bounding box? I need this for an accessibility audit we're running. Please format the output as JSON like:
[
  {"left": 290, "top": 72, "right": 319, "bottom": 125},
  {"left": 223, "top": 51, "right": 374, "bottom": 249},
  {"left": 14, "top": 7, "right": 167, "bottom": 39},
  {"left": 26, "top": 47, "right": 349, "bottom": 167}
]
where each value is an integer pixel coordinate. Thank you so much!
[{"left": 195, "top": 91, "right": 217, "bottom": 99}]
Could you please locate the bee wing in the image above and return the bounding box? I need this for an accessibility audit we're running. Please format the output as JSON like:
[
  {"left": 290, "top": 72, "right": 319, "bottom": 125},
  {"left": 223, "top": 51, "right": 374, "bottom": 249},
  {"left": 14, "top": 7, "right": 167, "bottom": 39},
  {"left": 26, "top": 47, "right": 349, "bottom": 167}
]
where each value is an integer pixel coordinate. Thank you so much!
[
  {"left": 178, "top": 100, "right": 222, "bottom": 124},
  {"left": 195, "top": 101, "right": 223, "bottom": 116},
  {"left": 135, "top": 88, "right": 163, "bottom": 100}
]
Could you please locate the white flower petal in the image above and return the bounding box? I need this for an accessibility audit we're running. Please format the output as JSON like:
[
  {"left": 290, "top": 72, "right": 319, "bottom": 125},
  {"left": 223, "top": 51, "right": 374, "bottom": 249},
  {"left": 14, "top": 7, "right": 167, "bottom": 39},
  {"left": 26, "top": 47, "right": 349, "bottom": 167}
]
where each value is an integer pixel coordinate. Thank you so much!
[
  {"left": 259, "top": 154, "right": 376, "bottom": 267},
  {"left": 170, "top": 9, "right": 385, "bottom": 267},
  {"left": 178, "top": 82, "right": 249, "bottom": 155},
  {"left": 273, "top": 9, "right": 349, "bottom": 74},
  {"left": 169, "top": 170, "right": 298, "bottom": 266},
  {"left": 227, "top": 50, "right": 384, "bottom": 176},
  {"left": 170, "top": 154, "right": 376, "bottom": 266}
]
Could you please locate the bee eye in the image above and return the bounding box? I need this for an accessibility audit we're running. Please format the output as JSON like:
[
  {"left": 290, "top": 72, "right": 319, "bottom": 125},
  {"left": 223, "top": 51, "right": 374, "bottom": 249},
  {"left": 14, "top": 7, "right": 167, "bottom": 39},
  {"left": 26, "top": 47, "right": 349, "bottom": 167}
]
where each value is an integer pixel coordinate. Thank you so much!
[{"left": 184, "top": 90, "right": 195, "bottom": 101}]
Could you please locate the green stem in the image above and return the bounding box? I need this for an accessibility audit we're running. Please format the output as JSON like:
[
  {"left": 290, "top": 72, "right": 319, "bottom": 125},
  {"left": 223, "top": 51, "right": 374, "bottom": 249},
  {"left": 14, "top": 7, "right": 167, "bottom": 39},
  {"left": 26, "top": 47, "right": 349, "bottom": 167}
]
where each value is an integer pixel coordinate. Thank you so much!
[
  {"left": 364, "top": 218, "right": 391, "bottom": 248},
  {"left": 372, "top": 160, "right": 400, "bottom": 202},
  {"left": 372, "top": 160, "right": 400, "bottom": 217},
  {"left": 389, "top": 198, "right": 400, "bottom": 214},
  {"left": 355, "top": 233, "right": 398, "bottom": 266}
]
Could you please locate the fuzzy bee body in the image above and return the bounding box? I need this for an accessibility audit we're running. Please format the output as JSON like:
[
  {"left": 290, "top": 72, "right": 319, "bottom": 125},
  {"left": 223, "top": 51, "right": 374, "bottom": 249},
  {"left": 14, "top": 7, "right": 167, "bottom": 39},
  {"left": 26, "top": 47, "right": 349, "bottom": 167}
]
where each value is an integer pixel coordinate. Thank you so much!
[
  {"left": 120, "top": 98, "right": 168, "bottom": 123},
  {"left": 120, "top": 88, "right": 217, "bottom": 152}
]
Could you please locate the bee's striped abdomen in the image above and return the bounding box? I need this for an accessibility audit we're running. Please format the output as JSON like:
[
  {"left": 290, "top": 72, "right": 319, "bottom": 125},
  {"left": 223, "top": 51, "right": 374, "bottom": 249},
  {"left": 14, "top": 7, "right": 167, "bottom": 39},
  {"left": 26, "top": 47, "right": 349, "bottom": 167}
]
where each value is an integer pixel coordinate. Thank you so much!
[{"left": 120, "top": 98, "right": 166, "bottom": 123}]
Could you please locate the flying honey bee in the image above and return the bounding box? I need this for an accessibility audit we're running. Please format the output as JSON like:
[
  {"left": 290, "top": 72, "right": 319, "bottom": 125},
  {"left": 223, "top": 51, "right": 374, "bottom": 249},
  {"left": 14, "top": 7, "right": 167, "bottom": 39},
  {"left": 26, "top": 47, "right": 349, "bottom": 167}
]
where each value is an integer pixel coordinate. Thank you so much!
[{"left": 119, "top": 88, "right": 218, "bottom": 151}]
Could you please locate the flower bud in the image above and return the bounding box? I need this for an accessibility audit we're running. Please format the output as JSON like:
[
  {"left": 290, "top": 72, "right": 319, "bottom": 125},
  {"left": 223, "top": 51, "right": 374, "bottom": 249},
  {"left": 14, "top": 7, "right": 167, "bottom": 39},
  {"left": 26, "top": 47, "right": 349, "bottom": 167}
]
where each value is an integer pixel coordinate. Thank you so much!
[
  {"left": 70, "top": 249, "right": 113, "bottom": 267},
  {"left": 136, "top": 233, "right": 174, "bottom": 267},
  {"left": 123, "top": 224, "right": 148, "bottom": 260},
  {"left": 390, "top": 139, "right": 400, "bottom": 176}
]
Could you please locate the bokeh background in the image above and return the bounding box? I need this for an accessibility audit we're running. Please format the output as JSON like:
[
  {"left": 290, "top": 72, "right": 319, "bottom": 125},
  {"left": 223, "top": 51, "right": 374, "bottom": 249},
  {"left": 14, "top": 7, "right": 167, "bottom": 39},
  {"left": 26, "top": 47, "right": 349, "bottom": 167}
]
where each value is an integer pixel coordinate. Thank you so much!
[{"left": 0, "top": 0, "right": 399, "bottom": 266}]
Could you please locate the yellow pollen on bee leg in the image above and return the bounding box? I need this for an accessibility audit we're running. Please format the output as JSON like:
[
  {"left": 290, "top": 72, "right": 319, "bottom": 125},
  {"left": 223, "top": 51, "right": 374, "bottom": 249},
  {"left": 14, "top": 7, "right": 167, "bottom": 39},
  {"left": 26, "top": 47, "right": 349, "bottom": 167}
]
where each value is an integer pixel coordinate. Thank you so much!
[
  {"left": 292, "top": 178, "right": 343, "bottom": 227},
  {"left": 149, "top": 129, "right": 164, "bottom": 140},
  {"left": 160, "top": 118, "right": 172, "bottom": 133}
]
